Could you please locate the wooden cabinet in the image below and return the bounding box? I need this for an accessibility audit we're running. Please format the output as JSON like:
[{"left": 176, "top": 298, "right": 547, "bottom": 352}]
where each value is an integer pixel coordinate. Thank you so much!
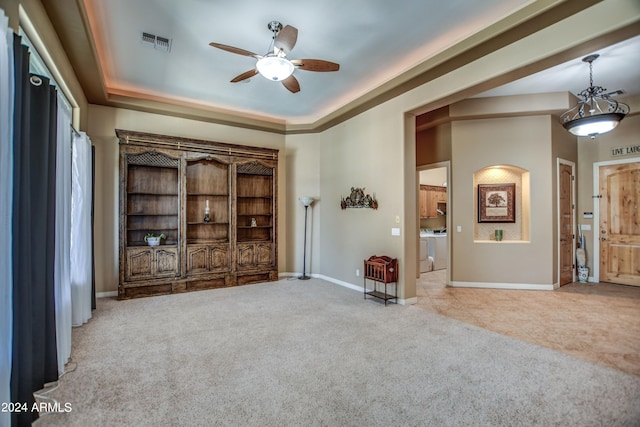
[
  {"left": 186, "top": 244, "right": 230, "bottom": 275},
  {"left": 118, "top": 130, "right": 278, "bottom": 299},
  {"left": 419, "top": 186, "right": 429, "bottom": 219},
  {"left": 420, "top": 185, "right": 446, "bottom": 219},
  {"left": 125, "top": 246, "right": 179, "bottom": 281}
]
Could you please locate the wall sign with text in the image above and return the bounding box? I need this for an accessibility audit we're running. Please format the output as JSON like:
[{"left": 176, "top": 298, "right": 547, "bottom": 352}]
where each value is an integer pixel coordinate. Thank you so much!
[{"left": 611, "top": 145, "right": 640, "bottom": 157}]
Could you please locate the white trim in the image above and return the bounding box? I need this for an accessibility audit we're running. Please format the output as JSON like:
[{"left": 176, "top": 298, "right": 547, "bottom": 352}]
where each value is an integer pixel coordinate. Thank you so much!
[
  {"left": 451, "top": 281, "right": 556, "bottom": 291},
  {"left": 592, "top": 156, "right": 640, "bottom": 282},
  {"left": 278, "top": 272, "right": 323, "bottom": 280},
  {"left": 318, "top": 274, "right": 415, "bottom": 305},
  {"left": 317, "top": 274, "right": 362, "bottom": 292},
  {"left": 18, "top": 7, "right": 80, "bottom": 119},
  {"left": 283, "top": 273, "right": 414, "bottom": 305},
  {"left": 278, "top": 272, "right": 298, "bottom": 278},
  {"left": 96, "top": 291, "right": 117, "bottom": 298},
  {"left": 557, "top": 158, "right": 576, "bottom": 285}
]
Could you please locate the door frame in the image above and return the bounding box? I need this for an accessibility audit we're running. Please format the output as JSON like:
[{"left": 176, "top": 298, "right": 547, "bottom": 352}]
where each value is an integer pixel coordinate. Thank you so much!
[
  {"left": 557, "top": 158, "right": 576, "bottom": 286},
  {"left": 416, "top": 161, "right": 451, "bottom": 284},
  {"left": 592, "top": 156, "right": 640, "bottom": 282}
]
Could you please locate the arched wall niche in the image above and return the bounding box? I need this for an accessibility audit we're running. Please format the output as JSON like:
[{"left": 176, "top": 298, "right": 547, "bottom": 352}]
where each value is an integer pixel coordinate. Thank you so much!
[{"left": 473, "top": 164, "right": 530, "bottom": 243}]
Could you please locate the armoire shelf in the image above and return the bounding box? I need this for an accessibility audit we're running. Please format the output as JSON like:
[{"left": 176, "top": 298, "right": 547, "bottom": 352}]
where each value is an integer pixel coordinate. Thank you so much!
[{"left": 118, "top": 129, "right": 278, "bottom": 299}]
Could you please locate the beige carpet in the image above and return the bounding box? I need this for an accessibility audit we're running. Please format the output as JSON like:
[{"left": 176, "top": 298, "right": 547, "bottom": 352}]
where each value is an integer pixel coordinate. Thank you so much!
[{"left": 34, "top": 278, "right": 640, "bottom": 426}]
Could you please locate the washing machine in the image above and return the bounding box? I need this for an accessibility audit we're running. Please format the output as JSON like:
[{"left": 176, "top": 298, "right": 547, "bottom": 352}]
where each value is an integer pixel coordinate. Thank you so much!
[{"left": 419, "top": 237, "right": 433, "bottom": 273}]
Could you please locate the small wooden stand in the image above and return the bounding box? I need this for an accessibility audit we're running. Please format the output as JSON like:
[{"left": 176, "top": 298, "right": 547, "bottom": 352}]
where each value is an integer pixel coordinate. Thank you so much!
[{"left": 363, "top": 256, "right": 398, "bottom": 305}]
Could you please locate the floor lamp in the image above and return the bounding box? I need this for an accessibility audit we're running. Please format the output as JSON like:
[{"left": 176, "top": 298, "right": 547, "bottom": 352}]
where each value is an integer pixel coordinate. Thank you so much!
[{"left": 298, "top": 196, "right": 314, "bottom": 280}]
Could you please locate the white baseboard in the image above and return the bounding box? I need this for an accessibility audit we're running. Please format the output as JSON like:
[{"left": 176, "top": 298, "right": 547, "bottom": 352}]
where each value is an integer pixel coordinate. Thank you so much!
[
  {"left": 450, "top": 281, "right": 555, "bottom": 291},
  {"left": 400, "top": 297, "right": 417, "bottom": 305},
  {"left": 315, "top": 274, "right": 415, "bottom": 305},
  {"left": 96, "top": 291, "right": 118, "bottom": 298},
  {"left": 98, "top": 274, "right": 416, "bottom": 303},
  {"left": 317, "top": 274, "right": 362, "bottom": 292}
]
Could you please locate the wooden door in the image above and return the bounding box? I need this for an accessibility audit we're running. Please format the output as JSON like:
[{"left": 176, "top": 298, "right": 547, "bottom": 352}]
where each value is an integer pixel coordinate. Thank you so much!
[
  {"left": 237, "top": 243, "right": 255, "bottom": 270},
  {"left": 210, "top": 244, "right": 231, "bottom": 272},
  {"left": 186, "top": 245, "right": 209, "bottom": 275},
  {"left": 428, "top": 190, "right": 439, "bottom": 218},
  {"left": 419, "top": 186, "right": 428, "bottom": 218},
  {"left": 154, "top": 248, "right": 179, "bottom": 278},
  {"left": 125, "top": 247, "right": 153, "bottom": 281},
  {"left": 559, "top": 163, "right": 574, "bottom": 286},
  {"left": 599, "top": 162, "right": 640, "bottom": 286}
]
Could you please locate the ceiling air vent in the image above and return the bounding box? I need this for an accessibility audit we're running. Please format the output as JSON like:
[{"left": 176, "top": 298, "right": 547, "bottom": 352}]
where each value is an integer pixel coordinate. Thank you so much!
[{"left": 140, "top": 32, "right": 172, "bottom": 52}]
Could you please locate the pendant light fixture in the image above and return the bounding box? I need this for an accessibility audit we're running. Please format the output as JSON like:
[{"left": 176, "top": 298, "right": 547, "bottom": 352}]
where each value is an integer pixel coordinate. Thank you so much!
[{"left": 560, "top": 54, "right": 629, "bottom": 139}]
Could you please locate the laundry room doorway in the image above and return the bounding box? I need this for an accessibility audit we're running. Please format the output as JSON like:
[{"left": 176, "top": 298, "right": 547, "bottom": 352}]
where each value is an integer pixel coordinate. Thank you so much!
[{"left": 417, "top": 162, "right": 450, "bottom": 290}]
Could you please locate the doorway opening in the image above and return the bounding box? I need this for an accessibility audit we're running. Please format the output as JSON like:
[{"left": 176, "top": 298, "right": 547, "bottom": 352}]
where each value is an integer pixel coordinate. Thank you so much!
[{"left": 417, "top": 163, "right": 450, "bottom": 291}]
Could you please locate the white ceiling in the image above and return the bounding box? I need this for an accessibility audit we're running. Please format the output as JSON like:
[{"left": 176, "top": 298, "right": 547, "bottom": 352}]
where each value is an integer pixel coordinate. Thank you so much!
[
  {"left": 80, "top": 1, "right": 639, "bottom": 126},
  {"left": 85, "top": 0, "right": 533, "bottom": 124},
  {"left": 476, "top": 34, "right": 640, "bottom": 99}
]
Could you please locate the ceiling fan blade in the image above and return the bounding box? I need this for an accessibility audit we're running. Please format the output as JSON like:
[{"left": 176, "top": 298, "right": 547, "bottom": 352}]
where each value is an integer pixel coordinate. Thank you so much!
[
  {"left": 291, "top": 59, "right": 340, "bottom": 72},
  {"left": 274, "top": 25, "right": 298, "bottom": 54},
  {"left": 231, "top": 69, "right": 259, "bottom": 83},
  {"left": 281, "top": 75, "right": 300, "bottom": 93},
  {"left": 209, "top": 42, "right": 261, "bottom": 59}
]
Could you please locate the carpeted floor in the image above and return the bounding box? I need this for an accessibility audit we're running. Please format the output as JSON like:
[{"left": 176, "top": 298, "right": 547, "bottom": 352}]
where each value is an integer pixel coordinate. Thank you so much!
[{"left": 35, "top": 278, "right": 640, "bottom": 426}]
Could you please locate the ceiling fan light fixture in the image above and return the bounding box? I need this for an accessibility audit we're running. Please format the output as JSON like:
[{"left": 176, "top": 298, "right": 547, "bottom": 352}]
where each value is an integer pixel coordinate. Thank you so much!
[
  {"left": 256, "top": 55, "right": 294, "bottom": 81},
  {"left": 560, "top": 54, "right": 629, "bottom": 139}
]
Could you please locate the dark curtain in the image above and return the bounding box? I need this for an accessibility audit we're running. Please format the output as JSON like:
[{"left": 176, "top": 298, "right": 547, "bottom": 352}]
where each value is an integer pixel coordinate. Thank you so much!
[
  {"left": 11, "top": 36, "right": 59, "bottom": 427},
  {"left": 91, "top": 145, "right": 96, "bottom": 310}
]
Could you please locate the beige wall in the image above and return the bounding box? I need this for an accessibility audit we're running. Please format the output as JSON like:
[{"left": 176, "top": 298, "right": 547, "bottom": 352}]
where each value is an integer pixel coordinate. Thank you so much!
[
  {"left": 551, "top": 114, "right": 579, "bottom": 283},
  {"left": 576, "top": 95, "right": 640, "bottom": 275},
  {"left": 284, "top": 134, "right": 321, "bottom": 276},
  {"left": 87, "top": 105, "right": 286, "bottom": 293},
  {"left": 451, "top": 116, "right": 557, "bottom": 286},
  {"left": 316, "top": 102, "right": 407, "bottom": 294},
  {"left": 4, "top": 0, "right": 638, "bottom": 298}
]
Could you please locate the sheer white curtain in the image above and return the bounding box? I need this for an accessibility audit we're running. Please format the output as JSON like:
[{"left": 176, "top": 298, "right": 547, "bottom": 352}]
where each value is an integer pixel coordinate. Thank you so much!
[
  {"left": 55, "top": 95, "right": 72, "bottom": 373},
  {"left": 71, "top": 131, "right": 92, "bottom": 326},
  {"left": 0, "top": 9, "right": 14, "bottom": 427}
]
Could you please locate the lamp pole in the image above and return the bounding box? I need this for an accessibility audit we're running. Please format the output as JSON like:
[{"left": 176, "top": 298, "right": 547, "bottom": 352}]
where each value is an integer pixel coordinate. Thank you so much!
[{"left": 298, "top": 197, "right": 314, "bottom": 280}]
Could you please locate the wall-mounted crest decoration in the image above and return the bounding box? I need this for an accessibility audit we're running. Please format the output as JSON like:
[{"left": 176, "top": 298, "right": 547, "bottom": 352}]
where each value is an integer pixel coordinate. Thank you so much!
[{"left": 340, "top": 187, "right": 378, "bottom": 210}]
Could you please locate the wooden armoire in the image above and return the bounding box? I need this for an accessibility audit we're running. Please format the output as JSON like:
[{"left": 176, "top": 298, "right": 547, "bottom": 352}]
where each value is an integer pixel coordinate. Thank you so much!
[{"left": 117, "top": 129, "right": 278, "bottom": 299}]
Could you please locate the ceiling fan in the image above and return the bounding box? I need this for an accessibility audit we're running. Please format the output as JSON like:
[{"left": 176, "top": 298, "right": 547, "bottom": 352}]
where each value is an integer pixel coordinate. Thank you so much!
[{"left": 209, "top": 21, "right": 339, "bottom": 93}]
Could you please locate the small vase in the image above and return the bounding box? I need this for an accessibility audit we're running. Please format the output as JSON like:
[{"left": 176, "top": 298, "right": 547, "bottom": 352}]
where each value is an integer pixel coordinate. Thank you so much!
[{"left": 495, "top": 229, "right": 503, "bottom": 241}]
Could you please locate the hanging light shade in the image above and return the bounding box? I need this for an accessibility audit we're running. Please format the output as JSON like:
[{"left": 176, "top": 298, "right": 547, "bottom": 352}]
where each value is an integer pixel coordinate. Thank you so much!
[{"left": 560, "top": 54, "right": 629, "bottom": 139}]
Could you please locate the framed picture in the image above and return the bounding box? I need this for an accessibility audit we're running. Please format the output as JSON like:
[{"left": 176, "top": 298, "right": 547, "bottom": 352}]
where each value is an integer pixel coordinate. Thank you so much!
[{"left": 478, "top": 183, "right": 515, "bottom": 223}]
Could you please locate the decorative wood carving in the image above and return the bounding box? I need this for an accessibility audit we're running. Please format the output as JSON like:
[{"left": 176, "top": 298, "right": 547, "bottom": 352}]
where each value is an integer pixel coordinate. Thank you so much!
[{"left": 340, "top": 187, "right": 378, "bottom": 209}]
